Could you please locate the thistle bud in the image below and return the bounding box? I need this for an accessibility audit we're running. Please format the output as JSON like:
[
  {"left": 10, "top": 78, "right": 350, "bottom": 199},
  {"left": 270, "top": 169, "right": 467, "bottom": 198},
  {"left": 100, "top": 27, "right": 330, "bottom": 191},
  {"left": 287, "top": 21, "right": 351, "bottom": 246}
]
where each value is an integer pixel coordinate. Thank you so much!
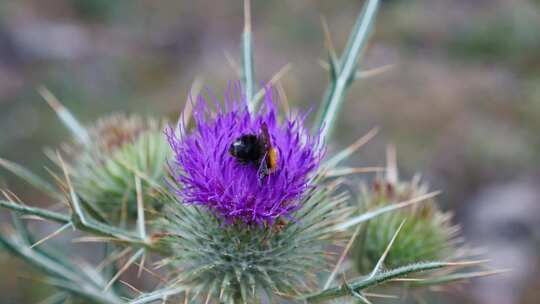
[
  {"left": 354, "top": 174, "right": 460, "bottom": 273},
  {"left": 65, "top": 114, "right": 170, "bottom": 223}
]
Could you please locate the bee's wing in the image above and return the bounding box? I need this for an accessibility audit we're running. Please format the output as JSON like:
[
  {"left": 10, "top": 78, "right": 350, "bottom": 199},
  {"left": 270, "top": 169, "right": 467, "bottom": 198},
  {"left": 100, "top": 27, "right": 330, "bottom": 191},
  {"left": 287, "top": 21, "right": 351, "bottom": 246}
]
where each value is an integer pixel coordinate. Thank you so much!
[{"left": 260, "top": 122, "right": 273, "bottom": 149}]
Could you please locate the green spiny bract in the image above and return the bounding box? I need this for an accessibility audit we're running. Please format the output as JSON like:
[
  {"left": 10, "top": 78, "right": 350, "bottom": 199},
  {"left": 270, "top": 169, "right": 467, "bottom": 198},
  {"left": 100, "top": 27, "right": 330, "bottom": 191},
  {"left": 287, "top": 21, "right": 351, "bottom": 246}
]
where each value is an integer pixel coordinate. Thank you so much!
[
  {"left": 65, "top": 114, "right": 170, "bottom": 223},
  {"left": 156, "top": 178, "right": 351, "bottom": 303},
  {"left": 353, "top": 175, "right": 460, "bottom": 273}
]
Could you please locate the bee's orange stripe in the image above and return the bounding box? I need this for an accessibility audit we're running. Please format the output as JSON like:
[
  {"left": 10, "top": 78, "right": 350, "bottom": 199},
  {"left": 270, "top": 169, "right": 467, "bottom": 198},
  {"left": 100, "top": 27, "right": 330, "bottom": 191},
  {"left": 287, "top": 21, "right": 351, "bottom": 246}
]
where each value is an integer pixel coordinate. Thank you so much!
[{"left": 267, "top": 148, "right": 278, "bottom": 171}]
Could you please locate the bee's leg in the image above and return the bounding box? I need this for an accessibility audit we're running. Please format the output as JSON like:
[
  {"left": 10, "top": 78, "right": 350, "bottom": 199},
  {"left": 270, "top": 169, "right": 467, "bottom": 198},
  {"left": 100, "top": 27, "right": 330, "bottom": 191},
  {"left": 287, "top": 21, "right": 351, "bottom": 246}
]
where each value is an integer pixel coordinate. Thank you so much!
[{"left": 257, "top": 152, "right": 269, "bottom": 183}]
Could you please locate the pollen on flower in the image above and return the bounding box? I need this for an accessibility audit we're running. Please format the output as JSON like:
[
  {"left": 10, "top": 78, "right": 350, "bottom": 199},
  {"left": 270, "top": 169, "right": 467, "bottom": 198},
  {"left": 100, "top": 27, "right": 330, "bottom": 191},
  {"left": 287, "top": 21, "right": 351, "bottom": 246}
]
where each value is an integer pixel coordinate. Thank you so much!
[{"left": 166, "top": 86, "right": 323, "bottom": 226}]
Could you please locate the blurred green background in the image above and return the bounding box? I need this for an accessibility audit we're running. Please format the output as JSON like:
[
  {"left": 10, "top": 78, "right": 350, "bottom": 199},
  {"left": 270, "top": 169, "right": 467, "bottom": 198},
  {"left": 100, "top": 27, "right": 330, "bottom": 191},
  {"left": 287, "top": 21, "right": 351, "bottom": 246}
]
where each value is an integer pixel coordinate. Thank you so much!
[{"left": 1, "top": 0, "right": 539, "bottom": 303}]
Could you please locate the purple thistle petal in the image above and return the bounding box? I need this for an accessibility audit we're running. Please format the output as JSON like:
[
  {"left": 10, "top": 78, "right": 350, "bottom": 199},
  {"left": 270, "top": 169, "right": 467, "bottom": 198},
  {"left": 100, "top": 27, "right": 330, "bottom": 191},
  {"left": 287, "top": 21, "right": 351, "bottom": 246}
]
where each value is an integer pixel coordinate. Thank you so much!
[{"left": 166, "top": 86, "right": 323, "bottom": 226}]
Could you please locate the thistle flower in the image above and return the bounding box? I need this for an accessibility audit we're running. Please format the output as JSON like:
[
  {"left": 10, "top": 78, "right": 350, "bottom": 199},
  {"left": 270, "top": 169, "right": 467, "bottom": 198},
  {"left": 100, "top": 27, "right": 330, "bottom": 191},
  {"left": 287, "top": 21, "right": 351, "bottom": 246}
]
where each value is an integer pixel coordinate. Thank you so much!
[
  {"left": 353, "top": 170, "right": 461, "bottom": 273},
  {"left": 166, "top": 87, "right": 323, "bottom": 226},
  {"left": 155, "top": 87, "right": 350, "bottom": 302},
  {"left": 67, "top": 114, "right": 170, "bottom": 222}
]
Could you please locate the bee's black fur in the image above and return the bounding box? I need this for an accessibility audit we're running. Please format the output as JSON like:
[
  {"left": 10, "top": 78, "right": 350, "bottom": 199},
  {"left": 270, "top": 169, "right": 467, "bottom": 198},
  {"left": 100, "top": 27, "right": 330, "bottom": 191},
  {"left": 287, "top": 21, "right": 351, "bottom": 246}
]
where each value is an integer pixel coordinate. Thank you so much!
[{"left": 229, "top": 134, "right": 265, "bottom": 164}]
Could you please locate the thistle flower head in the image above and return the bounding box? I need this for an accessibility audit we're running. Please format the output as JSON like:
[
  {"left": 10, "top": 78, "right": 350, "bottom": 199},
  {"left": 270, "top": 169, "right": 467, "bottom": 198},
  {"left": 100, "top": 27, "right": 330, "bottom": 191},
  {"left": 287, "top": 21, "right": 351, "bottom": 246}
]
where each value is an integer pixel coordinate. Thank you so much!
[
  {"left": 156, "top": 86, "right": 350, "bottom": 302},
  {"left": 166, "top": 87, "right": 323, "bottom": 226},
  {"left": 66, "top": 114, "right": 170, "bottom": 222},
  {"left": 354, "top": 173, "right": 461, "bottom": 273}
]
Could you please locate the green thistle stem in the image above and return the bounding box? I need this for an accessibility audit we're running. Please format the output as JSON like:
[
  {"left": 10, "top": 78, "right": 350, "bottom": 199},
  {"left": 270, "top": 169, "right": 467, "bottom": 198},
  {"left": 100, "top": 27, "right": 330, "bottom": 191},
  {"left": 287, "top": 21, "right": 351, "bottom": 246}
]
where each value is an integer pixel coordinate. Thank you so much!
[
  {"left": 0, "top": 200, "right": 70, "bottom": 224},
  {"left": 0, "top": 233, "right": 124, "bottom": 304},
  {"left": 301, "top": 261, "right": 451, "bottom": 302},
  {"left": 315, "top": 0, "right": 380, "bottom": 142},
  {"left": 242, "top": 0, "right": 256, "bottom": 113},
  {"left": 0, "top": 200, "right": 160, "bottom": 251}
]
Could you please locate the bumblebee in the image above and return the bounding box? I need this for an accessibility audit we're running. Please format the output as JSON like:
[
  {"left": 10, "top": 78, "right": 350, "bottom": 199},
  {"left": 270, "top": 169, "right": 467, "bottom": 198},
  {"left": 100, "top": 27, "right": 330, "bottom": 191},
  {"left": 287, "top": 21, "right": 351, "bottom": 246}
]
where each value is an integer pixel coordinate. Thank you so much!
[{"left": 229, "top": 122, "right": 278, "bottom": 177}]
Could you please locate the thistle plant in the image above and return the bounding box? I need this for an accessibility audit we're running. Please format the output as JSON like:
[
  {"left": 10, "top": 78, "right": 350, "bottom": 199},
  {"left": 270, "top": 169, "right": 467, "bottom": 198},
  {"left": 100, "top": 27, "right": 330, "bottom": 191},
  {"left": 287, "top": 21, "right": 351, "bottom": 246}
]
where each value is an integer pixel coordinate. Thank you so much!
[{"left": 0, "top": 0, "right": 500, "bottom": 303}]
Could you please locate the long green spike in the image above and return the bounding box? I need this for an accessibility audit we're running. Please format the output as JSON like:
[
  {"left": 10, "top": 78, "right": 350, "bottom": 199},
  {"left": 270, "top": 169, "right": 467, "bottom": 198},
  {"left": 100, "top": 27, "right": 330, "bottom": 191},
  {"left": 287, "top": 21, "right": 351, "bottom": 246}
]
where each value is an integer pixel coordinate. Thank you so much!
[
  {"left": 315, "top": 0, "right": 380, "bottom": 143},
  {"left": 0, "top": 157, "right": 62, "bottom": 199},
  {"left": 129, "top": 286, "right": 187, "bottom": 304},
  {"left": 38, "top": 86, "right": 91, "bottom": 145},
  {"left": 333, "top": 191, "right": 439, "bottom": 231},
  {"left": 242, "top": 0, "right": 256, "bottom": 113}
]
